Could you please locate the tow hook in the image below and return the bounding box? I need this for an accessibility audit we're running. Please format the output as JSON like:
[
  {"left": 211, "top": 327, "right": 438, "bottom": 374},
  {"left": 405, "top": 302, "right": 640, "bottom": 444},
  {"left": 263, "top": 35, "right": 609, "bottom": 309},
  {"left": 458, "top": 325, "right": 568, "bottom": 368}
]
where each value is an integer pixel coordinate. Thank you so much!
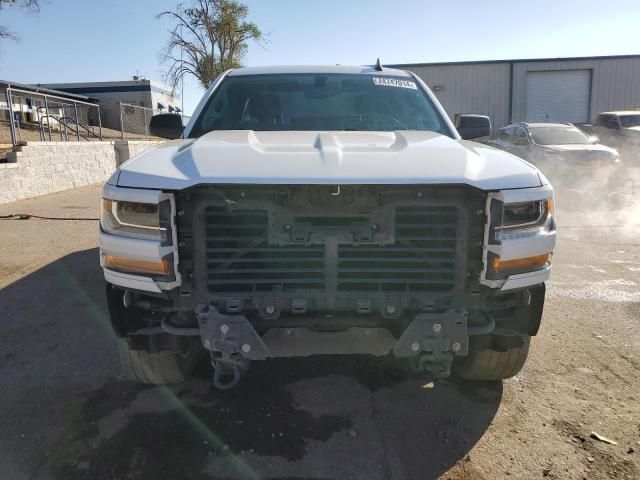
[
  {"left": 412, "top": 352, "right": 455, "bottom": 378},
  {"left": 196, "top": 305, "right": 269, "bottom": 390},
  {"left": 394, "top": 310, "right": 468, "bottom": 378},
  {"left": 209, "top": 351, "right": 248, "bottom": 390},
  {"left": 213, "top": 368, "right": 240, "bottom": 389}
]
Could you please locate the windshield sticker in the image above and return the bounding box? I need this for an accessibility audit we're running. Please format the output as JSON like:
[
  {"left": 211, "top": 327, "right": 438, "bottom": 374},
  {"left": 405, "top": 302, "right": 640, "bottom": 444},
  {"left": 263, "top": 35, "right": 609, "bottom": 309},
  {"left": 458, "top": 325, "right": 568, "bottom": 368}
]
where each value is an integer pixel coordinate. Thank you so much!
[{"left": 373, "top": 77, "right": 417, "bottom": 89}]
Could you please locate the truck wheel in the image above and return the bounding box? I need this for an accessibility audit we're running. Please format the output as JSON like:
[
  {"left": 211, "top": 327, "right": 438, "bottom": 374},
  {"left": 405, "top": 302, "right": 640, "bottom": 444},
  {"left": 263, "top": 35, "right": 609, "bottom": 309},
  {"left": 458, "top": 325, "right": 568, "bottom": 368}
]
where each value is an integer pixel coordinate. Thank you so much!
[
  {"left": 454, "top": 336, "right": 530, "bottom": 381},
  {"left": 118, "top": 338, "right": 201, "bottom": 385}
]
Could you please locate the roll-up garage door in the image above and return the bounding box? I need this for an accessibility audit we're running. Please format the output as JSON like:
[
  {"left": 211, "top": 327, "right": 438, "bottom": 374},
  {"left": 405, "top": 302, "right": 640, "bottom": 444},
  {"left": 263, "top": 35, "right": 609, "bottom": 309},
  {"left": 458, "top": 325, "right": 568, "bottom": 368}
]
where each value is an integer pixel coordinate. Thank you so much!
[{"left": 524, "top": 70, "right": 591, "bottom": 123}]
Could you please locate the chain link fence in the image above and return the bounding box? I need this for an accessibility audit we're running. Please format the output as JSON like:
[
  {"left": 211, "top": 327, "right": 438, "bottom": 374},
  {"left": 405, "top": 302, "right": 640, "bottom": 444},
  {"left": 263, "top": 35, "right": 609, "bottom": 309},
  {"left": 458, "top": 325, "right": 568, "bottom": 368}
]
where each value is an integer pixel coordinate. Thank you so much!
[
  {"left": 82, "top": 102, "right": 154, "bottom": 140},
  {"left": 121, "top": 103, "right": 158, "bottom": 140},
  {"left": 116, "top": 103, "right": 190, "bottom": 140},
  {"left": 97, "top": 103, "right": 182, "bottom": 140}
]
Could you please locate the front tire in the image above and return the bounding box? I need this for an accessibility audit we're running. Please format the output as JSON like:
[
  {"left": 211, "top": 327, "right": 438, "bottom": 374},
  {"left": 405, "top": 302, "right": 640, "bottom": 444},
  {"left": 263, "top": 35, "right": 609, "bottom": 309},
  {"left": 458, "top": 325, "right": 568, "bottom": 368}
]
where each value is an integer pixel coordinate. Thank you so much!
[
  {"left": 454, "top": 336, "right": 530, "bottom": 381},
  {"left": 118, "top": 338, "right": 200, "bottom": 384},
  {"left": 107, "top": 284, "right": 201, "bottom": 384}
]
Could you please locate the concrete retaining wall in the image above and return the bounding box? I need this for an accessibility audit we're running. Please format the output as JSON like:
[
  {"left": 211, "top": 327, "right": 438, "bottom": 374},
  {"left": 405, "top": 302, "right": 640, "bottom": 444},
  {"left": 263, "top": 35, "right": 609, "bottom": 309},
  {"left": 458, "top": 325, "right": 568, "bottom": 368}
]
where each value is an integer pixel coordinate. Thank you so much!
[{"left": 0, "top": 140, "right": 162, "bottom": 204}]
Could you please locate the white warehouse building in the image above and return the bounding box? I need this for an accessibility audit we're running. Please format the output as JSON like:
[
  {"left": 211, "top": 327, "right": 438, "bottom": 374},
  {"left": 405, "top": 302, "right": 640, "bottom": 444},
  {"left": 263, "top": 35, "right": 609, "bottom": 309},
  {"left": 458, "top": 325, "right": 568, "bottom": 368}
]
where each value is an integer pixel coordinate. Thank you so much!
[
  {"left": 391, "top": 54, "right": 640, "bottom": 131},
  {"left": 38, "top": 79, "right": 180, "bottom": 112},
  {"left": 35, "top": 79, "right": 181, "bottom": 132}
]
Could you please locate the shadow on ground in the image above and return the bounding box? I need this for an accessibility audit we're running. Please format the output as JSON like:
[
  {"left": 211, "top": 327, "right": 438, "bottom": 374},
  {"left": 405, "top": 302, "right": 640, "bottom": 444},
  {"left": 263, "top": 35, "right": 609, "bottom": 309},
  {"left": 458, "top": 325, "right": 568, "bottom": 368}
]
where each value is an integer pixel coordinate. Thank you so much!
[{"left": 0, "top": 248, "right": 502, "bottom": 480}]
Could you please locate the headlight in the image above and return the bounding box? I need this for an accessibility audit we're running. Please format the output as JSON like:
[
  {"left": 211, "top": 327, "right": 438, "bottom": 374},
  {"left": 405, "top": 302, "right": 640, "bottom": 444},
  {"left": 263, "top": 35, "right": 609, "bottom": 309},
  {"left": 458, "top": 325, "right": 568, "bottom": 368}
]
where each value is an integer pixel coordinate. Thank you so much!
[
  {"left": 101, "top": 198, "right": 172, "bottom": 244},
  {"left": 502, "top": 200, "right": 549, "bottom": 229},
  {"left": 486, "top": 197, "right": 554, "bottom": 279},
  {"left": 490, "top": 198, "right": 554, "bottom": 240}
]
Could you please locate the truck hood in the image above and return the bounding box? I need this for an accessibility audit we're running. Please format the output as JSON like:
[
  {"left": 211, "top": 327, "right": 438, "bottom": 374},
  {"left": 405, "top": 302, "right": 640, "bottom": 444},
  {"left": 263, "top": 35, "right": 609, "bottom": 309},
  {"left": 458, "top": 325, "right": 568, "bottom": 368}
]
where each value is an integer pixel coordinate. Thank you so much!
[{"left": 116, "top": 131, "right": 542, "bottom": 190}]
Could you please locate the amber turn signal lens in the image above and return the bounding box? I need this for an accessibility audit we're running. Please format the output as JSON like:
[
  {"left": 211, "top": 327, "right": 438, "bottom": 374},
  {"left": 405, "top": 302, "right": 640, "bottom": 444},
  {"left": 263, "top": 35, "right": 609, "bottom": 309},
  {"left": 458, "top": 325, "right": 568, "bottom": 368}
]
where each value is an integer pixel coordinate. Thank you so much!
[
  {"left": 492, "top": 253, "right": 551, "bottom": 272},
  {"left": 103, "top": 255, "right": 170, "bottom": 275},
  {"left": 102, "top": 198, "right": 113, "bottom": 213}
]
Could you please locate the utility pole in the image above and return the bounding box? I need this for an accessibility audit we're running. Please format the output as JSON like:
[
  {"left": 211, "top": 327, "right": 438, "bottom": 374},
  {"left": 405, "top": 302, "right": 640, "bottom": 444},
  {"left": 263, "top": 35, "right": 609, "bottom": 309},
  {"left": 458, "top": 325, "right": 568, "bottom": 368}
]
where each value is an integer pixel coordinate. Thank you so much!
[{"left": 180, "top": 24, "right": 185, "bottom": 119}]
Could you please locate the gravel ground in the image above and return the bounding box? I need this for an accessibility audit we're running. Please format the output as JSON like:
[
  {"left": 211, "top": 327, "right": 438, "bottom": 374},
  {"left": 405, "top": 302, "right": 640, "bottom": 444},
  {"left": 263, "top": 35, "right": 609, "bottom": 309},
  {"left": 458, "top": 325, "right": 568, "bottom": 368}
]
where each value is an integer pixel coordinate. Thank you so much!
[{"left": 0, "top": 182, "right": 638, "bottom": 480}]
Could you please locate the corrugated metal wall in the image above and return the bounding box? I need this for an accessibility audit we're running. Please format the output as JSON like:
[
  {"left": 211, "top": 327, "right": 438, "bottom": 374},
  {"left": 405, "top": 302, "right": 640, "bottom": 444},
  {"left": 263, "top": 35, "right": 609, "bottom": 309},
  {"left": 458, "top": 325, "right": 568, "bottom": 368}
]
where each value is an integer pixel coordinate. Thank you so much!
[
  {"left": 398, "top": 56, "right": 640, "bottom": 130},
  {"left": 404, "top": 63, "right": 510, "bottom": 133}
]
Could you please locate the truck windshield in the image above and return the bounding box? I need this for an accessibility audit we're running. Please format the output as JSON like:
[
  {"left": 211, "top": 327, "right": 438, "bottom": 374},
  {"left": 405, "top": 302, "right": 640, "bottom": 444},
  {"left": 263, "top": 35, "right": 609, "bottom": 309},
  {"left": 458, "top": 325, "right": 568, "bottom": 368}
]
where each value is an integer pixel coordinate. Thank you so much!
[
  {"left": 529, "top": 126, "right": 590, "bottom": 145},
  {"left": 619, "top": 114, "right": 640, "bottom": 127},
  {"left": 189, "top": 73, "right": 451, "bottom": 137}
]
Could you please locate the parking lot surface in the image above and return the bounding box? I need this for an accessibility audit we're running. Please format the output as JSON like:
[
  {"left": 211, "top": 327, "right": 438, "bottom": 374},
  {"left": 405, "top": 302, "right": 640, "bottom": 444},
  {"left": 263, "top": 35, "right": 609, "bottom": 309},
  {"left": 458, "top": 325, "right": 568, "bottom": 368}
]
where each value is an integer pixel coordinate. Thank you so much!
[{"left": 0, "top": 182, "right": 639, "bottom": 480}]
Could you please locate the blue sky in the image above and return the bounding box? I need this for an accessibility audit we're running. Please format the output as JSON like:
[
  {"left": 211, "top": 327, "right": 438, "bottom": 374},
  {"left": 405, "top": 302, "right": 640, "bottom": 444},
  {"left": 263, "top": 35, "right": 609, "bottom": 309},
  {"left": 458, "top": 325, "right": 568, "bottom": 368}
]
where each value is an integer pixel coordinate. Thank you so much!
[{"left": 1, "top": 0, "right": 639, "bottom": 113}]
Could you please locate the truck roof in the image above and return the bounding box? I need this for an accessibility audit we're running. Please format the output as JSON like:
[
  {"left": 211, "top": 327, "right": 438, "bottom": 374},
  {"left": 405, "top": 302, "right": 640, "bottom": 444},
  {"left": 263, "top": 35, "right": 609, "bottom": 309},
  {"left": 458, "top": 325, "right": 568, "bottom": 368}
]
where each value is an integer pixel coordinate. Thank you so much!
[
  {"left": 599, "top": 110, "right": 640, "bottom": 116},
  {"left": 227, "top": 65, "right": 412, "bottom": 77}
]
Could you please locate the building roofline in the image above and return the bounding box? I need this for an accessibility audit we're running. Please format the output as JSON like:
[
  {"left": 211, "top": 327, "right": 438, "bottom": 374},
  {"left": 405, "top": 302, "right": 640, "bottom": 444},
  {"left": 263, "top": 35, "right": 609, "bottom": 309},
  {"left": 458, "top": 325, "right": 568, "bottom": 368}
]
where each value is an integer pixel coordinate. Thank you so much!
[
  {"left": 40, "top": 80, "right": 154, "bottom": 87},
  {"left": 389, "top": 53, "right": 640, "bottom": 68},
  {"left": 0, "top": 80, "right": 95, "bottom": 102},
  {"left": 36, "top": 81, "right": 175, "bottom": 98}
]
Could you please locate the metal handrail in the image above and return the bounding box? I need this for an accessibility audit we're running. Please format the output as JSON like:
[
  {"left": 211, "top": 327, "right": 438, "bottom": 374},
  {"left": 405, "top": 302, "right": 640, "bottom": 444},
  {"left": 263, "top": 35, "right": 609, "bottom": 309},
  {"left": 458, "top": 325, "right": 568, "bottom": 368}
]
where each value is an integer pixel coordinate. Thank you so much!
[
  {"left": 36, "top": 105, "right": 102, "bottom": 140},
  {"left": 3, "top": 85, "right": 103, "bottom": 145},
  {"left": 59, "top": 116, "right": 100, "bottom": 139},
  {"left": 38, "top": 114, "right": 98, "bottom": 142},
  {"left": 8, "top": 86, "right": 98, "bottom": 108}
]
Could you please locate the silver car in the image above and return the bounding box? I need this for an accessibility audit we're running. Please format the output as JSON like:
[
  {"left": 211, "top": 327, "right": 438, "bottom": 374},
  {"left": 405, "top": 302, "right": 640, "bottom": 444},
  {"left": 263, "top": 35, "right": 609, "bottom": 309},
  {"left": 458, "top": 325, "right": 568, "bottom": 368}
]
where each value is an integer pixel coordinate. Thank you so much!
[{"left": 487, "top": 122, "right": 621, "bottom": 185}]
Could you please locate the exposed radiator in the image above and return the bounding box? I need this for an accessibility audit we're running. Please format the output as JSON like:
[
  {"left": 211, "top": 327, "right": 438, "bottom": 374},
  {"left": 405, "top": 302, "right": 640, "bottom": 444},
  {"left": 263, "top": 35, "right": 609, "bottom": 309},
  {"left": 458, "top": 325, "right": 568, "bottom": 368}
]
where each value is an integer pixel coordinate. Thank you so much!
[
  {"left": 204, "top": 205, "right": 459, "bottom": 294},
  {"left": 337, "top": 206, "right": 458, "bottom": 292}
]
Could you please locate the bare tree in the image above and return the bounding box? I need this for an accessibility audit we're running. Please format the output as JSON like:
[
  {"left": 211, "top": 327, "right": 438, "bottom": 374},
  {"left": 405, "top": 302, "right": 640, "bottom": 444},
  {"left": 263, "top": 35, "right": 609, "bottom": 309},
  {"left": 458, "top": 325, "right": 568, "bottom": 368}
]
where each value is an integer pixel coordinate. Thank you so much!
[
  {"left": 0, "top": 0, "right": 41, "bottom": 40},
  {"left": 158, "top": 0, "right": 263, "bottom": 89}
]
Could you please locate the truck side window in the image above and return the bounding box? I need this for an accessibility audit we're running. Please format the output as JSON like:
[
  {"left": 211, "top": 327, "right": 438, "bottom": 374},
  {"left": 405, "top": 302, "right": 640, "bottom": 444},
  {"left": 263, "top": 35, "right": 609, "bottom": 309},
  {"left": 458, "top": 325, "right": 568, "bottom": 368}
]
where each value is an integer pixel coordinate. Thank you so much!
[
  {"left": 594, "top": 115, "right": 608, "bottom": 127},
  {"left": 606, "top": 117, "right": 620, "bottom": 129}
]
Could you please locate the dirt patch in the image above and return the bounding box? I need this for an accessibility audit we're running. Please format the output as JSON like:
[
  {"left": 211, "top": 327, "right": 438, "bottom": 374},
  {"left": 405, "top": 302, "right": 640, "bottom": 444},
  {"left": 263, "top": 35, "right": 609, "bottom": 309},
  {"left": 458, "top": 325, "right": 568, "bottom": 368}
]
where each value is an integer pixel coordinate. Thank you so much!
[
  {"left": 0, "top": 263, "right": 22, "bottom": 279},
  {"left": 552, "top": 419, "right": 639, "bottom": 479}
]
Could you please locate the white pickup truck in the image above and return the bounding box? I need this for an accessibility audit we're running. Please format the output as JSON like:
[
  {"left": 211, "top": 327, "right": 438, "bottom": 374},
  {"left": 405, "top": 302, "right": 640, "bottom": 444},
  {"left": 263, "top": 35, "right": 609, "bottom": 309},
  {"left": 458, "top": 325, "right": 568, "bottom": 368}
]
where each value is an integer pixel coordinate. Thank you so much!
[
  {"left": 587, "top": 111, "right": 640, "bottom": 165},
  {"left": 100, "top": 65, "right": 555, "bottom": 388}
]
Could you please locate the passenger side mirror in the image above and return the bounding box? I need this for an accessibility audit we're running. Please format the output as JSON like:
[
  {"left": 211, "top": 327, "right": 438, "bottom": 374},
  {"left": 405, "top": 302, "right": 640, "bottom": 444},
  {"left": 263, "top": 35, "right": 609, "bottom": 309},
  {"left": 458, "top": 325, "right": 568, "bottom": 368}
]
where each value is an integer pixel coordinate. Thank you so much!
[
  {"left": 149, "top": 113, "right": 184, "bottom": 139},
  {"left": 456, "top": 114, "right": 491, "bottom": 140}
]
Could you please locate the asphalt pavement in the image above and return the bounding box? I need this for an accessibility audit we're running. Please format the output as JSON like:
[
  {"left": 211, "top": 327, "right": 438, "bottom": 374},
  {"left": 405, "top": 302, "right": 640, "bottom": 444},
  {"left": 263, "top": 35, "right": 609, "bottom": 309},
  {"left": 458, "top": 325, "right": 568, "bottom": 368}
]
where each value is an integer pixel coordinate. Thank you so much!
[{"left": 0, "top": 182, "right": 638, "bottom": 480}]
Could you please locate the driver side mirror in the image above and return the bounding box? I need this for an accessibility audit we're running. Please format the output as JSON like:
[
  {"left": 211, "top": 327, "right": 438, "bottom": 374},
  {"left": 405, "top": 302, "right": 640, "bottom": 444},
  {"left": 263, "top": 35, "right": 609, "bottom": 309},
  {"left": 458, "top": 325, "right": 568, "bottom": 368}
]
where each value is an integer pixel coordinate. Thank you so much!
[
  {"left": 149, "top": 113, "right": 184, "bottom": 139},
  {"left": 456, "top": 114, "right": 491, "bottom": 140}
]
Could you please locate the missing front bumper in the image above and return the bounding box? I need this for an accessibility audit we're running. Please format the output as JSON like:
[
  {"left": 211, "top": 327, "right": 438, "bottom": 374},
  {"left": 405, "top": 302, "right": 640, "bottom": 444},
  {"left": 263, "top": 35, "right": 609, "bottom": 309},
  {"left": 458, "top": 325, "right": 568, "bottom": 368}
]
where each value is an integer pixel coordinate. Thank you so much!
[{"left": 196, "top": 305, "right": 470, "bottom": 378}]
